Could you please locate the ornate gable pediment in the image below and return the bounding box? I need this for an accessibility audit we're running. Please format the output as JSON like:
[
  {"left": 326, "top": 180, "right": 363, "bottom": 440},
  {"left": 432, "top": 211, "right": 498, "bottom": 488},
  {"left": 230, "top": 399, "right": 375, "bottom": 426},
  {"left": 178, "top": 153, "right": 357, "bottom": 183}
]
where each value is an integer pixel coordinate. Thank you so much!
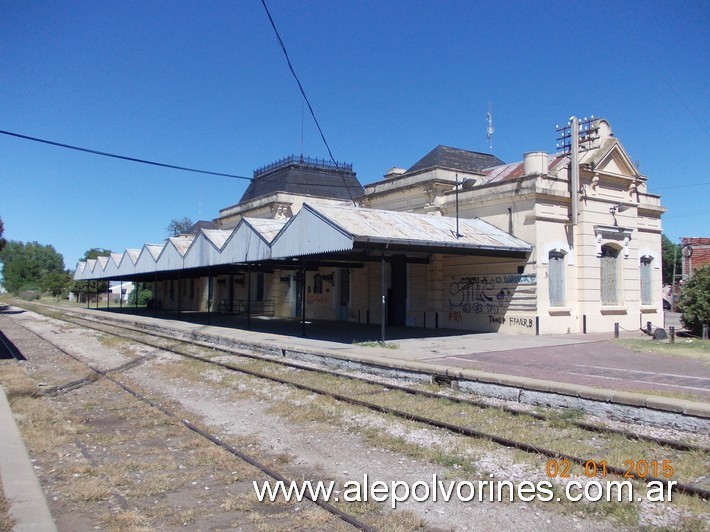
[
  {"left": 589, "top": 140, "right": 639, "bottom": 179},
  {"left": 584, "top": 139, "right": 644, "bottom": 199}
]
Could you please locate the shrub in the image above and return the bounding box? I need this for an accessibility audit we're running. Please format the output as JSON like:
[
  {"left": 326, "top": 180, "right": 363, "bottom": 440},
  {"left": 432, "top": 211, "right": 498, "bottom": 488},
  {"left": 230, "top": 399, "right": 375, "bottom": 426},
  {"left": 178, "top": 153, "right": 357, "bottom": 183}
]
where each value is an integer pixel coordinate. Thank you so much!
[
  {"left": 678, "top": 265, "right": 710, "bottom": 337},
  {"left": 128, "top": 288, "right": 152, "bottom": 306},
  {"left": 19, "top": 290, "right": 41, "bottom": 301}
]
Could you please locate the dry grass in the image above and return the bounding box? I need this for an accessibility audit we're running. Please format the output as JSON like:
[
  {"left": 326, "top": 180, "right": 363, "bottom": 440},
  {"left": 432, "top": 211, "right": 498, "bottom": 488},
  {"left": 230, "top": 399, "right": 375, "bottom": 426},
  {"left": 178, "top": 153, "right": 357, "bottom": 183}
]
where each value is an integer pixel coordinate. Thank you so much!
[
  {"left": 0, "top": 477, "right": 17, "bottom": 532},
  {"left": 166, "top": 508, "right": 197, "bottom": 526},
  {"left": 97, "top": 509, "right": 151, "bottom": 531},
  {"left": 221, "top": 492, "right": 255, "bottom": 512},
  {"left": 254, "top": 380, "right": 710, "bottom": 527},
  {"left": 96, "top": 332, "right": 131, "bottom": 350},
  {"left": 271, "top": 366, "right": 710, "bottom": 489},
  {"left": 66, "top": 476, "right": 113, "bottom": 502},
  {"left": 8, "top": 302, "right": 707, "bottom": 529},
  {"left": 1, "top": 377, "right": 81, "bottom": 455},
  {"left": 374, "top": 509, "right": 427, "bottom": 531},
  {"left": 0, "top": 362, "right": 38, "bottom": 401},
  {"left": 616, "top": 337, "right": 710, "bottom": 359},
  {"left": 295, "top": 506, "right": 338, "bottom": 527}
]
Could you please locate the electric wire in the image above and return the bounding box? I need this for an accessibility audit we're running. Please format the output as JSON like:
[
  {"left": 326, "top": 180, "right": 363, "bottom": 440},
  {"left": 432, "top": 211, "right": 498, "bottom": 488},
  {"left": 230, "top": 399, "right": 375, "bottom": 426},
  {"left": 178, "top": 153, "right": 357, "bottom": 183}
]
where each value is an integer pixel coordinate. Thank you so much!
[
  {"left": 654, "top": 182, "right": 710, "bottom": 190},
  {"left": 0, "top": 129, "right": 252, "bottom": 181},
  {"left": 260, "top": 0, "right": 356, "bottom": 202},
  {"left": 0, "top": 128, "right": 362, "bottom": 194}
]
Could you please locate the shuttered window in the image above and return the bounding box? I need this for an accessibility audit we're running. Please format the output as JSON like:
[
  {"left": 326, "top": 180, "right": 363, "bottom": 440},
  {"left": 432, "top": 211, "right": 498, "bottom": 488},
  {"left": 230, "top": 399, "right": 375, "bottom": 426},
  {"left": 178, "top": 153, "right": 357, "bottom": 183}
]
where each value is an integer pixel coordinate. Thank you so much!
[
  {"left": 549, "top": 251, "right": 565, "bottom": 307},
  {"left": 600, "top": 245, "right": 620, "bottom": 305},
  {"left": 340, "top": 269, "right": 350, "bottom": 306},
  {"left": 640, "top": 256, "right": 653, "bottom": 305}
]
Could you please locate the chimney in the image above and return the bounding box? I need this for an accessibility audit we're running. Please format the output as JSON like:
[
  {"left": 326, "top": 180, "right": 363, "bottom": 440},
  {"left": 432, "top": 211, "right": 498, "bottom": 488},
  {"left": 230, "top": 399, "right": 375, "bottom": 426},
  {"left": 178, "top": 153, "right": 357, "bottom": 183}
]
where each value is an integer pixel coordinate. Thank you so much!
[{"left": 523, "top": 151, "right": 549, "bottom": 176}]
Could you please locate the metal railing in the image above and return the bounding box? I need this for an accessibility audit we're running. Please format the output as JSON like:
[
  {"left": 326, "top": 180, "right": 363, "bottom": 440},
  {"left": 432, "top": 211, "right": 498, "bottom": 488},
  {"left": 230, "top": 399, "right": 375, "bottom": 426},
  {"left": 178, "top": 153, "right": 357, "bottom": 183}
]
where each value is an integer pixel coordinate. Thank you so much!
[{"left": 253, "top": 155, "right": 352, "bottom": 178}]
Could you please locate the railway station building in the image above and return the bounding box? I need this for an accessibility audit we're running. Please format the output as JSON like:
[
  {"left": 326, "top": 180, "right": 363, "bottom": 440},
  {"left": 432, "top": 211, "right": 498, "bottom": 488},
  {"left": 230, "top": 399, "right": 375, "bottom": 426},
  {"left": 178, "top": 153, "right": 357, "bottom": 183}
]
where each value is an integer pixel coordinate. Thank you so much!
[{"left": 74, "top": 118, "right": 666, "bottom": 335}]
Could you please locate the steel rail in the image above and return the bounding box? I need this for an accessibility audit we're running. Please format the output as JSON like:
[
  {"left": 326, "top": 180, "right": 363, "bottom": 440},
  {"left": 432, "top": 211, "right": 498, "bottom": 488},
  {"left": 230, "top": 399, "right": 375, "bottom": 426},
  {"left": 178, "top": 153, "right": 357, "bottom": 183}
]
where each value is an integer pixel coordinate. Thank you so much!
[
  {"left": 11, "top": 321, "right": 374, "bottom": 532},
  {"left": 0, "top": 329, "right": 26, "bottom": 361},
  {"left": 55, "top": 310, "right": 710, "bottom": 455},
  {"left": 17, "top": 313, "right": 709, "bottom": 501}
]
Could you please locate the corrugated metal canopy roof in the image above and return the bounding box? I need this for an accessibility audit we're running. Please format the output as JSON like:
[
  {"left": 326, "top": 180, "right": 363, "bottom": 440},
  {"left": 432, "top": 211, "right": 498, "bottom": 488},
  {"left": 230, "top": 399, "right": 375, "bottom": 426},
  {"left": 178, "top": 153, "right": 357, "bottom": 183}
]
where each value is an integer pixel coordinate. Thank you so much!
[
  {"left": 306, "top": 203, "right": 531, "bottom": 252},
  {"left": 270, "top": 203, "right": 532, "bottom": 259},
  {"left": 74, "top": 204, "right": 531, "bottom": 281},
  {"left": 200, "top": 229, "right": 231, "bottom": 250},
  {"left": 243, "top": 217, "right": 287, "bottom": 243}
]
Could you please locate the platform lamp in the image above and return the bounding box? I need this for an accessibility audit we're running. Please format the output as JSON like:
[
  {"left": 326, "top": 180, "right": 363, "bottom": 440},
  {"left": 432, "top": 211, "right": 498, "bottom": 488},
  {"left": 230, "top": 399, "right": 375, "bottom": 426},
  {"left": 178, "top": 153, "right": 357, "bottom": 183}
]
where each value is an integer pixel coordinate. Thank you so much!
[{"left": 609, "top": 203, "right": 629, "bottom": 226}]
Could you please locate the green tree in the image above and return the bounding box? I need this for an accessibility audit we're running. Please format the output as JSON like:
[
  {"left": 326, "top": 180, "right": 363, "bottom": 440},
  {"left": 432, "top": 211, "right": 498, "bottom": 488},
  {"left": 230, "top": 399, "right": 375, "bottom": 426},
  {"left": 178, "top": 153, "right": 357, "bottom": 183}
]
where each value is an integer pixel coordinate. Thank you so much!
[
  {"left": 41, "top": 270, "right": 72, "bottom": 298},
  {"left": 661, "top": 235, "right": 681, "bottom": 286},
  {"left": 0, "top": 241, "right": 66, "bottom": 293},
  {"left": 678, "top": 265, "right": 710, "bottom": 337},
  {"left": 81, "top": 248, "right": 112, "bottom": 261},
  {"left": 128, "top": 282, "right": 153, "bottom": 306},
  {"left": 67, "top": 279, "right": 110, "bottom": 304},
  {"left": 0, "top": 216, "right": 6, "bottom": 253},
  {"left": 166, "top": 217, "right": 193, "bottom": 236},
  {"left": 73, "top": 249, "right": 111, "bottom": 298}
]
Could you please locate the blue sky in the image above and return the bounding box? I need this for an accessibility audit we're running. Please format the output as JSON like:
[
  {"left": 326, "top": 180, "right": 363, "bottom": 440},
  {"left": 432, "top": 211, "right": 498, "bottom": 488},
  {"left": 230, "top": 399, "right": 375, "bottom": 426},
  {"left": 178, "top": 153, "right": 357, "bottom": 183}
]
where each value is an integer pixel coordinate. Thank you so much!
[{"left": 1, "top": 0, "right": 708, "bottom": 270}]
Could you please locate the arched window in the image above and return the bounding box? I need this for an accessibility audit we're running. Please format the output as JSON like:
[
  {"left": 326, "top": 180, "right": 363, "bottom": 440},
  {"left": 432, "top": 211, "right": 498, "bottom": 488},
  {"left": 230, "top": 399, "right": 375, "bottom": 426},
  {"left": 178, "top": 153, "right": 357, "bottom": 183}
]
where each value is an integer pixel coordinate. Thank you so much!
[
  {"left": 640, "top": 256, "right": 653, "bottom": 305},
  {"left": 549, "top": 251, "right": 565, "bottom": 307},
  {"left": 600, "top": 245, "right": 620, "bottom": 305}
]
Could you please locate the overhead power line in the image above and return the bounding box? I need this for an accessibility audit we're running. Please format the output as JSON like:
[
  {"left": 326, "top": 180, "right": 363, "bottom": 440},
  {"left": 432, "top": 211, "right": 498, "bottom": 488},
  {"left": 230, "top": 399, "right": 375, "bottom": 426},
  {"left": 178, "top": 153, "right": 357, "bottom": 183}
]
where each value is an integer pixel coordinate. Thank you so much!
[
  {"left": 0, "top": 129, "right": 251, "bottom": 181},
  {"left": 260, "top": 0, "right": 355, "bottom": 202},
  {"left": 654, "top": 181, "right": 710, "bottom": 190}
]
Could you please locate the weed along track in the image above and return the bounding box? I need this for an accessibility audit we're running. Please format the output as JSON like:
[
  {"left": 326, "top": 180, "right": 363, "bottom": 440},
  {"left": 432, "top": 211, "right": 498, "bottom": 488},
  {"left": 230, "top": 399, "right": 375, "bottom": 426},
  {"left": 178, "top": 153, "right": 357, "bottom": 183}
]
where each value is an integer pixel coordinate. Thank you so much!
[
  {"left": 26, "top": 306, "right": 710, "bottom": 449},
  {"left": 2, "top": 303, "right": 709, "bottom": 529},
  {"left": 1, "top": 316, "right": 377, "bottom": 530}
]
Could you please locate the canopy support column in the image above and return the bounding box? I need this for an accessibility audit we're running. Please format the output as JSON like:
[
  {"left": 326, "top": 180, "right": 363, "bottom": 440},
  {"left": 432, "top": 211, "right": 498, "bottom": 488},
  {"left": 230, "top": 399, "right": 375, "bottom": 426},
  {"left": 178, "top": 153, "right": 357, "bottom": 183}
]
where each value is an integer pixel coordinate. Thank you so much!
[
  {"left": 177, "top": 272, "right": 182, "bottom": 321},
  {"left": 153, "top": 275, "right": 158, "bottom": 317},
  {"left": 301, "top": 266, "right": 307, "bottom": 337},
  {"left": 207, "top": 275, "right": 212, "bottom": 325},
  {"left": 247, "top": 267, "right": 252, "bottom": 331},
  {"left": 381, "top": 255, "right": 386, "bottom": 345}
]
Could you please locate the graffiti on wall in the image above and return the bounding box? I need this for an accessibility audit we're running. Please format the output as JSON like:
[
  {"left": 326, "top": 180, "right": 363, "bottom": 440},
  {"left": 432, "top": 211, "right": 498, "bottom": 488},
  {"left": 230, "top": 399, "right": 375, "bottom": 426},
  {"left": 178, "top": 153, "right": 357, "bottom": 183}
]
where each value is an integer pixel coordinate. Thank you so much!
[
  {"left": 307, "top": 293, "right": 329, "bottom": 304},
  {"left": 447, "top": 274, "right": 536, "bottom": 326}
]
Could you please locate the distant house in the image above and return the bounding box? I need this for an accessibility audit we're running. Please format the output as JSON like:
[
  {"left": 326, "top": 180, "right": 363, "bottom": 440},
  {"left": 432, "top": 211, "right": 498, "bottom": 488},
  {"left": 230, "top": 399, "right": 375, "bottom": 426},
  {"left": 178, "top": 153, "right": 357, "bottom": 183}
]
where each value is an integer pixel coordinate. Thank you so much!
[
  {"left": 681, "top": 237, "right": 710, "bottom": 279},
  {"left": 109, "top": 281, "right": 134, "bottom": 303}
]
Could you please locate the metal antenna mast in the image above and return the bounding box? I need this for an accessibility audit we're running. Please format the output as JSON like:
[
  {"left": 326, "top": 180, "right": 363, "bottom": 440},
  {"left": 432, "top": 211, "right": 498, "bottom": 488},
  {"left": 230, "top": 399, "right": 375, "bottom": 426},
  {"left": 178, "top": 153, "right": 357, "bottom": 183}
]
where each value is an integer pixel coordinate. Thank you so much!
[
  {"left": 486, "top": 101, "right": 494, "bottom": 152},
  {"left": 300, "top": 103, "right": 304, "bottom": 159}
]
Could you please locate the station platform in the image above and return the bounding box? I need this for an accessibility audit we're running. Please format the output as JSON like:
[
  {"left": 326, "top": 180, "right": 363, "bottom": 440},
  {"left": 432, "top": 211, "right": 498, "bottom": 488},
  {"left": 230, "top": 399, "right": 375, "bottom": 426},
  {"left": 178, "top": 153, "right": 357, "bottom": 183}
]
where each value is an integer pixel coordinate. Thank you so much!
[{"left": 65, "top": 306, "right": 710, "bottom": 413}]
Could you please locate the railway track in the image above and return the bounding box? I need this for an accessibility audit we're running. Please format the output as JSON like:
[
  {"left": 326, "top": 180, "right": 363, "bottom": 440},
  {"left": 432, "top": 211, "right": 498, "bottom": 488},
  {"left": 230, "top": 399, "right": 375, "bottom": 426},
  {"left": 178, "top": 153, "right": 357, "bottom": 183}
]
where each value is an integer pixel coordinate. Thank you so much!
[
  {"left": 2, "top": 315, "right": 375, "bottom": 530},
  {"left": 0, "top": 329, "right": 26, "bottom": 361},
  {"left": 8, "top": 305, "right": 710, "bottom": 503}
]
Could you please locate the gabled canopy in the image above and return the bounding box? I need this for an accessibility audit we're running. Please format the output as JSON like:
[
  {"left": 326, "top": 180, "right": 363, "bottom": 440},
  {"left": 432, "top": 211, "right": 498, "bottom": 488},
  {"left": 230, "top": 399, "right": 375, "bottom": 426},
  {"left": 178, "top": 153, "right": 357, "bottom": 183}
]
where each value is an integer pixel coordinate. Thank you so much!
[{"left": 270, "top": 203, "right": 532, "bottom": 259}]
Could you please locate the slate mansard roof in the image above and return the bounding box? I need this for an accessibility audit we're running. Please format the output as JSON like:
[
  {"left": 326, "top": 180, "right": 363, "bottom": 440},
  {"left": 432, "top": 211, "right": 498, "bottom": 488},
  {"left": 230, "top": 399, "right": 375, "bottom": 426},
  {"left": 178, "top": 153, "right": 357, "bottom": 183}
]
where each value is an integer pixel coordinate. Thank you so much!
[
  {"left": 239, "top": 155, "right": 365, "bottom": 203},
  {"left": 406, "top": 145, "right": 505, "bottom": 175}
]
